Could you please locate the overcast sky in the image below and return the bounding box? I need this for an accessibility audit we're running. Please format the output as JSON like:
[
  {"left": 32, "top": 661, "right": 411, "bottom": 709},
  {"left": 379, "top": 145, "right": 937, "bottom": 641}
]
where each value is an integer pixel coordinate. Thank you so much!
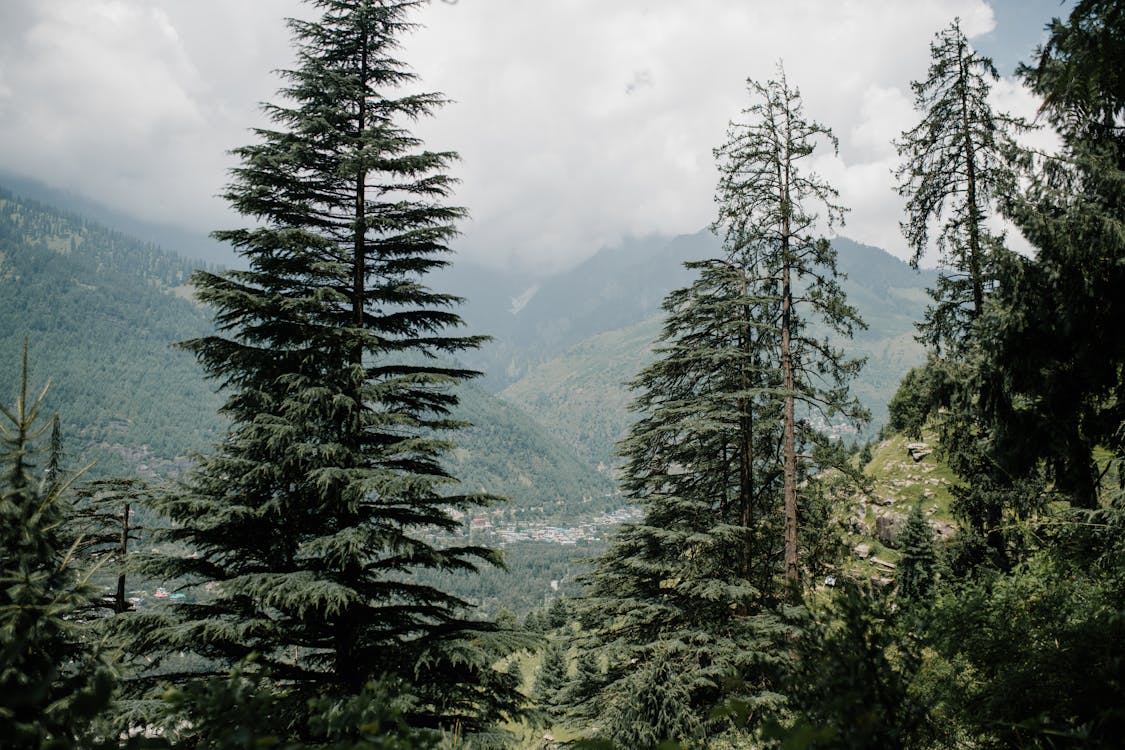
[{"left": 0, "top": 0, "right": 1072, "bottom": 275}]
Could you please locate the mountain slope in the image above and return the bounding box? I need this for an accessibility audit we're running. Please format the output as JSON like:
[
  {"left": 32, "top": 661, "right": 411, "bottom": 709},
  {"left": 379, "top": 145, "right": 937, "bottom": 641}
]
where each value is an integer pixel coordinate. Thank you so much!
[
  {"left": 0, "top": 186, "right": 611, "bottom": 512},
  {"left": 500, "top": 234, "right": 937, "bottom": 467},
  {"left": 0, "top": 187, "right": 223, "bottom": 477}
]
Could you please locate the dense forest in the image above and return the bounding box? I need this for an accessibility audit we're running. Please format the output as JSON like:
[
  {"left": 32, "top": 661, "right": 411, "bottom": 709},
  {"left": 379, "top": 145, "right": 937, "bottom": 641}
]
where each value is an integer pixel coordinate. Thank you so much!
[{"left": 2, "top": 0, "right": 1123, "bottom": 748}]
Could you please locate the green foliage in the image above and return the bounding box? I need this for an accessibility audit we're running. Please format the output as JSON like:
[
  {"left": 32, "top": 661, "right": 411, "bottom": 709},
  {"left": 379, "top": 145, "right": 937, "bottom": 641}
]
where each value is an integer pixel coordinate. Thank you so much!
[
  {"left": 928, "top": 506, "right": 1125, "bottom": 747},
  {"left": 976, "top": 0, "right": 1125, "bottom": 509},
  {"left": 570, "top": 260, "right": 799, "bottom": 745},
  {"left": 884, "top": 357, "right": 957, "bottom": 440},
  {"left": 531, "top": 639, "right": 568, "bottom": 723},
  {"left": 155, "top": 663, "right": 438, "bottom": 749},
  {"left": 783, "top": 584, "right": 933, "bottom": 749},
  {"left": 126, "top": 0, "right": 523, "bottom": 736},
  {"left": 714, "top": 63, "right": 867, "bottom": 584},
  {"left": 894, "top": 19, "right": 1027, "bottom": 351},
  {"left": 896, "top": 502, "right": 936, "bottom": 602},
  {"left": 0, "top": 346, "right": 115, "bottom": 749}
]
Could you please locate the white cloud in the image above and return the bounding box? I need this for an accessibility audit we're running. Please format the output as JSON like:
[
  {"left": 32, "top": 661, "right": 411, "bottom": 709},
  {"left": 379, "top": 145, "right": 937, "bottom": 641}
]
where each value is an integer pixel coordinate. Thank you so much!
[{"left": 0, "top": 0, "right": 1052, "bottom": 274}]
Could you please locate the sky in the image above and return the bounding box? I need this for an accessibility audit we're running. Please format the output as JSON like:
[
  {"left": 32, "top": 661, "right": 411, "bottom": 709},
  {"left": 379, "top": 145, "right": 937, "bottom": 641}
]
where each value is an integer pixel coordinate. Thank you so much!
[{"left": 0, "top": 0, "right": 1073, "bottom": 275}]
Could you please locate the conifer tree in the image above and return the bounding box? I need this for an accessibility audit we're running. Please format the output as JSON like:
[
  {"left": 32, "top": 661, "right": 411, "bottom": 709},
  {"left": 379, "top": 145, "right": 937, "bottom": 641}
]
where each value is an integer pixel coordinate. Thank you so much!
[
  {"left": 0, "top": 345, "right": 114, "bottom": 748},
  {"left": 714, "top": 65, "right": 867, "bottom": 586},
  {"left": 896, "top": 501, "right": 936, "bottom": 603},
  {"left": 131, "top": 0, "right": 521, "bottom": 735},
  {"left": 894, "top": 19, "right": 1027, "bottom": 351},
  {"left": 70, "top": 478, "right": 150, "bottom": 615},
  {"left": 978, "top": 0, "right": 1125, "bottom": 508},
  {"left": 570, "top": 260, "right": 794, "bottom": 746},
  {"left": 531, "top": 639, "right": 568, "bottom": 724}
]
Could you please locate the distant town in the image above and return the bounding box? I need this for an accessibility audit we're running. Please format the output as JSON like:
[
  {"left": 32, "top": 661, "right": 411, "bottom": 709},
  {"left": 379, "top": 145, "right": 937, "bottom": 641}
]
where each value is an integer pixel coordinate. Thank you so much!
[{"left": 449, "top": 506, "right": 643, "bottom": 547}]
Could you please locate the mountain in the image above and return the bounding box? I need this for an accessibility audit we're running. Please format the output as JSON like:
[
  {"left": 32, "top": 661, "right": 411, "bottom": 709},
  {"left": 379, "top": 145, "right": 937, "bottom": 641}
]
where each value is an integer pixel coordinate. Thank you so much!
[
  {"left": 447, "top": 231, "right": 714, "bottom": 391},
  {"left": 0, "top": 184, "right": 610, "bottom": 511},
  {"left": 0, "top": 186, "right": 224, "bottom": 478},
  {"left": 0, "top": 171, "right": 237, "bottom": 267},
  {"left": 498, "top": 233, "right": 939, "bottom": 468}
]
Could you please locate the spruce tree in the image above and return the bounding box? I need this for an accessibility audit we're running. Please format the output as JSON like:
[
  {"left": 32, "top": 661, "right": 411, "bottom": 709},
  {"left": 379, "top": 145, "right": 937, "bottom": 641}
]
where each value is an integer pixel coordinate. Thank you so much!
[
  {"left": 896, "top": 501, "right": 936, "bottom": 603},
  {"left": 0, "top": 345, "right": 114, "bottom": 748},
  {"left": 894, "top": 18, "right": 1027, "bottom": 351},
  {"left": 713, "top": 64, "right": 867, "bottom": 586},
  {"left": 131, "top": 0, "right": 520, "bottom": 735}
]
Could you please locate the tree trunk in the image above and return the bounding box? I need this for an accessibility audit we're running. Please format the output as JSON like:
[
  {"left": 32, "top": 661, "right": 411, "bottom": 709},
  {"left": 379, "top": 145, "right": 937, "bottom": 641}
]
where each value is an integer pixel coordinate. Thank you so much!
[
  {"left": 738, "top": 267, "right": 755, "bottom": 585},
  {"left": 780, "top": 113, "right": 799, "bottom": 587},
  {"left": 115, "top": 501, "right": 130, "bottom": 614}
]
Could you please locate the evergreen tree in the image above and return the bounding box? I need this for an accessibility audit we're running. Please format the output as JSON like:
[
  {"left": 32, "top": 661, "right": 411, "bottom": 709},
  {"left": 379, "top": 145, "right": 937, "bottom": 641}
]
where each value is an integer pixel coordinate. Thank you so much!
[
  {"left": 570, "top": 258, "right": 794, "bottom": 747},
  {"left": 130, "top": 0, "right": 521, "bottom": 735},
  {"left": 714, "top": 64, "right": 867, "bottom": 586},
  {"left": 894, "top": 19, "right": 1027, "bottom": 351},
  {"left": 70, "top": 478, "right": 151, "bottom": 615},
  {"left": 978, "top": 0, "right": 1125, "bottom": 509},
  {"left": 558, "top": 648, "right": 601, "bottom": 722},
  {"left": 0, "top": 345, "right": 114, "bottom": 748},
  {"left": 896, "top": 501, "right": 936, "bottom": 603},
  {"left": 546, "top": 596, "right": 569, "bottom": 630},
  {"left": 531, "top": 639, "right": 568, "bottom": 724},
  {"left": 783, "top": 584, "right": 932, "bottom": 749}
]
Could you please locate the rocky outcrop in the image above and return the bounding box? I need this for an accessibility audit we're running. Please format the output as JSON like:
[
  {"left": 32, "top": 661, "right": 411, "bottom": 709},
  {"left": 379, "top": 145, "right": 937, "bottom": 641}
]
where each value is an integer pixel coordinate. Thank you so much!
[
  {"left": 875, "top": 510, "right": 907, "bottom": 548},
  {"left": 906, "top": 442, "right": 933, "bottom": 461}
]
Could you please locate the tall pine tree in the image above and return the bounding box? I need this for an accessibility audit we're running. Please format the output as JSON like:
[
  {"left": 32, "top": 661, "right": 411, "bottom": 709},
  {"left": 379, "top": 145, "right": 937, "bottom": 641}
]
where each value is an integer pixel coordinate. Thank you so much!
[
  {"left": 894, "top": 19, "right": 1027, "bottom": 351},
  {"left": 713, "top": 65, "right": 867, "bottom": 586},
  {"left": 131, "top": 0, "right": 521, "bottom": 736},
  {"left": 570, "top": 260, "right": 800, "bottom": 745}
]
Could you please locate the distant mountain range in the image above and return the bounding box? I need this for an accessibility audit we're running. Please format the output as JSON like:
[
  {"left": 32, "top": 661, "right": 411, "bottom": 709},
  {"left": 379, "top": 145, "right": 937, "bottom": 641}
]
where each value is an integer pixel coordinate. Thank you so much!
[
  {"left": 447, "top": 231, "right": 938, "bottom": 467},
  {"left": 1, "top": 176, "right": 938, "bottom": 501},
  {"left": 0, "top": 184, "right": 611, "bottom": 514}
]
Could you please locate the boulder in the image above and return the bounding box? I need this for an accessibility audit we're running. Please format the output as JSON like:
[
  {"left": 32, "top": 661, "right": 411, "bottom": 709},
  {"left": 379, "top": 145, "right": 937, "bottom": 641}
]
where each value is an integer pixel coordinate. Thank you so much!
[
  {"left": 929, "top": 519, "right": 957, "bottom": 541},
  {"left": 854, "top": 543, "right": 871, "bottom": 559},
  {"left": 906, "top": 442, "right": 932, "bottom": 461},
  {"left": 875, "top": 510, "right": 907, "bottom": 548}
]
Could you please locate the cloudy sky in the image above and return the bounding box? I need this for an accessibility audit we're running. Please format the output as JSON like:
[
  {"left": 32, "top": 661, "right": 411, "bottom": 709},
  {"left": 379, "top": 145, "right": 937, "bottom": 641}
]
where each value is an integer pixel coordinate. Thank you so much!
[{"left": 0, "top": 0, "right": 1071, "bottom": 274}]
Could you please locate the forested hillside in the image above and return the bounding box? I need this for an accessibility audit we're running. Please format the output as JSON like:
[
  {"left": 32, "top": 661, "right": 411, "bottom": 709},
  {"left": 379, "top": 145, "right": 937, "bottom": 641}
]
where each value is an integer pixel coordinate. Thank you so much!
[
  {"left": 0, "top": 188, "right": 222, "bottom": 477},
  {"left": 0, "top": 186, "right": 611, "bottom": 511}
]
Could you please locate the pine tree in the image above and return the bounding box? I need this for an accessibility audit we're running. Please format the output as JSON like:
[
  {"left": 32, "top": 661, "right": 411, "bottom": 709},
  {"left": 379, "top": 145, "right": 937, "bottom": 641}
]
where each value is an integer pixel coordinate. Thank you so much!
[
  {"left": 894, "top": 19, "right": 1027, "bottom": 351},
  {"left": 131, "top": 0, "right": 521, "bottom": 735},
  {"left": 0, "top": 345, "right": 114, "bottom": 748},
  {"left": 977, "top": 0, "right": 1125, "bottom": 509},
  {"left": 570, "top": 260, "right": 795, "bottom": 747},
  {"left": 896, "top": 501, "right": 936, "bottom": 603},
  {"left": 532, "top": 639, "right": 568, "bottom": 724},
  {"left": 714, "top": 64, "right": 867, "bottom": 586}
]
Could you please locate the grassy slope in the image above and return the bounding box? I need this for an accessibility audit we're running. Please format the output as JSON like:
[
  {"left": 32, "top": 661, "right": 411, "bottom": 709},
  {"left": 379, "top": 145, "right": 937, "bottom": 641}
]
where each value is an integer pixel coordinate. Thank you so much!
[{"left": 842, "top": 426, "right": 960, "bottom": 576}]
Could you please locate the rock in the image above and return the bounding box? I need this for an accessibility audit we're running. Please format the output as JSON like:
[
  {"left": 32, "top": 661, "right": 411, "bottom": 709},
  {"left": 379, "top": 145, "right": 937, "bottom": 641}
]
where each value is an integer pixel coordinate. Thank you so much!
[
  {"left": 870, "top": 555, "right": 897, "bottom": 569},
  {"left": 875, "top": 510, "right": 907, "bottom": 548},
  {"left": 929, "top": 519, "right": 957, "bottom": 541},
  {"left": 906, "top": 441, "right": 933, "bottom": 461},
  {"left": 854, "top": 543, "right": 871, "bottom": 559}
]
